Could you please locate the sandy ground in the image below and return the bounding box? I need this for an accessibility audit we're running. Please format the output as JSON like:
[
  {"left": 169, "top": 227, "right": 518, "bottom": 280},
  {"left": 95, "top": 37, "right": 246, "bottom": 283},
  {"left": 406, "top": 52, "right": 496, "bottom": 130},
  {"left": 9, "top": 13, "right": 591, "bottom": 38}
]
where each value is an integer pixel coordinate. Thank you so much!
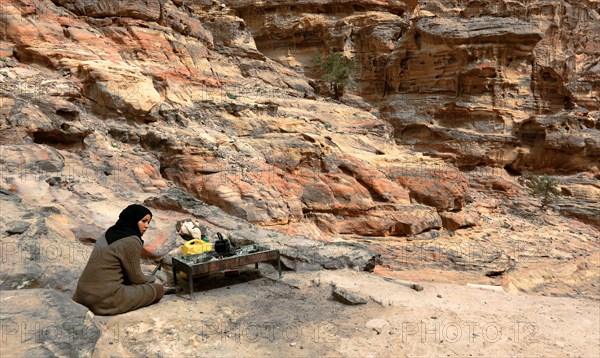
[{"left": 91, "top": 267, "right": 600, "bottom": 357}]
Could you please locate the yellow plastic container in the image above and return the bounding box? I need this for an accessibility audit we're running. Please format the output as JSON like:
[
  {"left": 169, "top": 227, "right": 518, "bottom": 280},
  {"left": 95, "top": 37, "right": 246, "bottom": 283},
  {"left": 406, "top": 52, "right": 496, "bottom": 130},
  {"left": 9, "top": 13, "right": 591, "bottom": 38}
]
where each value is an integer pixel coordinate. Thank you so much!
[{"left": 181, "top": 239, "right": 212, "bottom": 256}]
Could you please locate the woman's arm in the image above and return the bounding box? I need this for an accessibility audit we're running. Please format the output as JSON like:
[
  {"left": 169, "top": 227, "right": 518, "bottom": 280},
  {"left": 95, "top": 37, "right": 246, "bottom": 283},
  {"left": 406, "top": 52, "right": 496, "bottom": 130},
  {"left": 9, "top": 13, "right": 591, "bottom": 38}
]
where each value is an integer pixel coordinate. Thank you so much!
[{"left": 118, "top": 237, "right": 151, "bottom": 284}]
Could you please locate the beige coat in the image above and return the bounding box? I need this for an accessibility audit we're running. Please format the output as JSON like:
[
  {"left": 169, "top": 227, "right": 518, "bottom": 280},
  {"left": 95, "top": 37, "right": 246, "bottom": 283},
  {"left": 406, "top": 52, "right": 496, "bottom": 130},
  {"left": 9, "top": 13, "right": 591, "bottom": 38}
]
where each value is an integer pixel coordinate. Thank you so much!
[{"left": 73, "top": 235, "right": 157, "bottom": 315}]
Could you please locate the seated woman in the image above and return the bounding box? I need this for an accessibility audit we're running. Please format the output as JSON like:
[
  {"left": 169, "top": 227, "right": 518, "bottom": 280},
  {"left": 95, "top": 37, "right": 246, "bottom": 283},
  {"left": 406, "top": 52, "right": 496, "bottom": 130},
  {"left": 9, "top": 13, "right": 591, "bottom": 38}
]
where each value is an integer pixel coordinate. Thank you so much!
[{"left": 73, "top": 204, "right": 164, "bottom": 315}]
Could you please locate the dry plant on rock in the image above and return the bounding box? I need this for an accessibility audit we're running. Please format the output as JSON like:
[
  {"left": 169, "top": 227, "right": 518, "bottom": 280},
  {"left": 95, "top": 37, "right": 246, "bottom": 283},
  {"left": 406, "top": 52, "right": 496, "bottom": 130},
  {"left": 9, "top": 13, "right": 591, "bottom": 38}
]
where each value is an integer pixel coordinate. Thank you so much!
[{"left": 523, "top": 174, "right": 561, "bottom": 209}]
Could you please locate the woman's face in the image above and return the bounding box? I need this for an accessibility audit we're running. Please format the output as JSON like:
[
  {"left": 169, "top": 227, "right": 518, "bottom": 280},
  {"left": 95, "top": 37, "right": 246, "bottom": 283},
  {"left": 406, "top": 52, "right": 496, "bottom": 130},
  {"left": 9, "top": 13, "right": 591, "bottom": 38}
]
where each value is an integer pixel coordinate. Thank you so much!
[{"left": 138, "top": 214, "right": 152, "bottom": 236}]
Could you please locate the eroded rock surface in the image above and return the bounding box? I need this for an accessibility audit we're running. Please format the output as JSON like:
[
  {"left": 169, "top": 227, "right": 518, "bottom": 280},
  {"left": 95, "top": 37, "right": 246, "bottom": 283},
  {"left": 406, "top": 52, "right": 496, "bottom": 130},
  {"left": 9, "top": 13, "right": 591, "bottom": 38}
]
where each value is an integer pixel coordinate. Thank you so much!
[
  {"left": 0, "top": 289, "right": 101, "bottom": 357},
  {"left": 222, "top": 0, "right": 599, "bottom": 173},
  {"left": 0, "top": 2, "right": 599, "bottom": 356}
]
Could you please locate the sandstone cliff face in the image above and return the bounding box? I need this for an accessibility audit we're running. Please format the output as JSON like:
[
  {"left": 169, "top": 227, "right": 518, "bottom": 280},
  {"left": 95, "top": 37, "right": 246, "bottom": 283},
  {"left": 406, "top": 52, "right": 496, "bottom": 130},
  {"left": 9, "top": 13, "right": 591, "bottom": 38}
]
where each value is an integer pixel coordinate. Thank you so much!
[
  {"left": 1, "top": 0, "right": 474, "bottom": 240},
  {"left": 224, "top": 0, "right": 410, "bottom": 99},
  {"left": 383, "top": 1, "right": 600, "bottom": 175},
  {"left": 219, "top": 0, "right": 600, "bottom": 229},
  {"left": 0, "top": 0, "right": 598, "bottom": 304},
  {"left": 223, "top": 0, "right": 599, "bottom": 175}
]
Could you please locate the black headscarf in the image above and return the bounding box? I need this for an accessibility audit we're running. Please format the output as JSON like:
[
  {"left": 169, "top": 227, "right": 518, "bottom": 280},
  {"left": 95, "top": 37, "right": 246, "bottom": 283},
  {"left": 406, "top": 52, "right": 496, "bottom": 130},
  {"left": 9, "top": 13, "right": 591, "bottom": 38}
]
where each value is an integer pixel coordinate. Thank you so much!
[{"left": 105, "top": 204, "right": 153, "bottom": 245}]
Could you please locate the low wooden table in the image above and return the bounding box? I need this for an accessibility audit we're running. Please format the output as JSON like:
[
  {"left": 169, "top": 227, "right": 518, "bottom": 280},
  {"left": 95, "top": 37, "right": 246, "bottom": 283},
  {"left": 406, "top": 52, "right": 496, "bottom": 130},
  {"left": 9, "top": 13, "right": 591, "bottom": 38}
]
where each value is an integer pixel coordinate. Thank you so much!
[{"left": 172, "top": 248, "right": 281, "bottom": 299}]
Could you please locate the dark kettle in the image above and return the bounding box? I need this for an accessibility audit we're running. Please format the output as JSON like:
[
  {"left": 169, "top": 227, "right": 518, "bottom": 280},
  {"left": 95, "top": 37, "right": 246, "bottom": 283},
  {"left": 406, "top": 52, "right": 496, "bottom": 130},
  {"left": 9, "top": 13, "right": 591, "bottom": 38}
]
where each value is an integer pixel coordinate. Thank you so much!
[{"left": 214, "top": 232, "right": 231, "bottom": 254}]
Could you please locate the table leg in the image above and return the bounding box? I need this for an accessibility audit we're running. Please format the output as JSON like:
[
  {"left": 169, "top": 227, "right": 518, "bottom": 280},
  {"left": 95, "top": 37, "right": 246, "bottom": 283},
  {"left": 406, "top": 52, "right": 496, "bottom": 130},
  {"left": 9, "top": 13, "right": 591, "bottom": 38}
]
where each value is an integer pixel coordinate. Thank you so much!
[
  {"left": 173, "top": 266, "right": 178, "bottom": 286},
  {"left": 255, "top": 262, "right": 259, "bottom": 269},
  {"left": 277, "top": 251, "right": 282, "bottom": 278},
  {"left": 188, "top": 267, "right": 193, "bottom": 300}
]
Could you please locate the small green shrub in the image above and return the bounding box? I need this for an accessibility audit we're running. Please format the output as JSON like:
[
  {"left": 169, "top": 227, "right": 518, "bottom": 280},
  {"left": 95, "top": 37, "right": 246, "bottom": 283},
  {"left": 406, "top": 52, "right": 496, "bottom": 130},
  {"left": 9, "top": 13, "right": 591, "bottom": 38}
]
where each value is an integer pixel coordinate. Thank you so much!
[
  {"left": 523, "top": 174, "right": 560, "bottom": 209},
  {"left": 312, "top": 51, "right": 356, "bottom": 100}
]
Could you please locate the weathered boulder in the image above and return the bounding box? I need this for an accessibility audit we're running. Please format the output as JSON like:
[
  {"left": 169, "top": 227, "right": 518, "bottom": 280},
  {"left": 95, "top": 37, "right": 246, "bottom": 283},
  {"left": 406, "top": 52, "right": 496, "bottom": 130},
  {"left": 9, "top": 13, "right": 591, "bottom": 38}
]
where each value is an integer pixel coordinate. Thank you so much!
[
  {"left": 440, "top": 210, "right": 480, "bottom": 231},
  {"left": 389, "top": 166, "right": 469, "bottom": 211},
  {"left": 0, "top": 210, "right": 84, "bottom": 292},
  {"left": 77, "top": 60, "right": 162, "bottom": 118},
  {"left": 333, "top": 204, "right": 442, "bottom": 236},
  {"left": 332, "top": 286, "right": 368, "bottom": 305},
  {"left": 0, "top": 289, "right": 101, "bottom": 358},
  {"left": 0, "top": 144, "right": 65, "bottom": 175}
]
